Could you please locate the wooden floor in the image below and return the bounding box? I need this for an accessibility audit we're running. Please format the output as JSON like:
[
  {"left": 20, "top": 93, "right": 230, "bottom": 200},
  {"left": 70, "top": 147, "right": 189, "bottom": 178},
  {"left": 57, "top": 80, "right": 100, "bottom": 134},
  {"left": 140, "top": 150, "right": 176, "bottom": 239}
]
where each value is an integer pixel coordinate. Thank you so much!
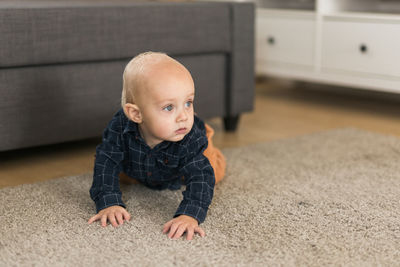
[{"left": 2, "top": 78, "right": 400, "bottom": 188}]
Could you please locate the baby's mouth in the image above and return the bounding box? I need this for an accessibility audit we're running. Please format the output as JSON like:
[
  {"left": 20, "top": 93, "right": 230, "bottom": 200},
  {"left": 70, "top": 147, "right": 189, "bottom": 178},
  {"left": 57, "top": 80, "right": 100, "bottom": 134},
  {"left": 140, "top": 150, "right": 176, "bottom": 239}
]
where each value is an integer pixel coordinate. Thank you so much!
[{"left": 175, "top": 127, "right": 187, "bottom": 134}]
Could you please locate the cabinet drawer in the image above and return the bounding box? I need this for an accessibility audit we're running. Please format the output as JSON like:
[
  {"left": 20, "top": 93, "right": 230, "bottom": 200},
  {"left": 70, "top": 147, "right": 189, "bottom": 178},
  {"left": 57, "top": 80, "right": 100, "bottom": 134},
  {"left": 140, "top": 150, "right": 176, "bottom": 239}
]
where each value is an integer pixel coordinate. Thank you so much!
[
  {"left": 256, "top": 13, "right": 315, "bottom": 67},
  {"left": 321, "top": 19, "right": 400, "bottom": 78}
]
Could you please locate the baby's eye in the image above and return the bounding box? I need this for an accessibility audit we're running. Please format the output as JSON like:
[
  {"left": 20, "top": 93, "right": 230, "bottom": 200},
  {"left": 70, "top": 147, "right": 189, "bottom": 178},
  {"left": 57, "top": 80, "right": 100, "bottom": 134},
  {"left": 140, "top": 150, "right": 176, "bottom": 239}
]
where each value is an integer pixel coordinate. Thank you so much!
[
  {"left": 185, "top": 101, "right": 193, "bottom": 108},
  {"left": 163, "top": 105, "right": 173, "bottom": 112}
]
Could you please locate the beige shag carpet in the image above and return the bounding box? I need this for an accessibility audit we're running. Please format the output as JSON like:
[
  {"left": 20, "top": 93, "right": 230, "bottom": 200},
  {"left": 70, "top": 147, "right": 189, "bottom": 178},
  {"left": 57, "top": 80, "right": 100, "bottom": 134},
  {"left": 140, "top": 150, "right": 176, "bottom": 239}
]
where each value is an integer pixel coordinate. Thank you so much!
[{"left": 1, "top": 128, "right": 400, "bottom": 266}]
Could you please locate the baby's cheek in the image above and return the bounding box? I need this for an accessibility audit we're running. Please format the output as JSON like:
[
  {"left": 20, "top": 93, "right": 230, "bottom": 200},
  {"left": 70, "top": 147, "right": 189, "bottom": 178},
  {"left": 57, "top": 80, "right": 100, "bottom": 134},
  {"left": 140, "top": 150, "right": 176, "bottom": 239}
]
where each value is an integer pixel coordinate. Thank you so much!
[
  {"left": 188, "top": 116, "right": 194, "bottom": 129},
  {"left": 156, "top": 121, "right": 174, "bottom": 136}
]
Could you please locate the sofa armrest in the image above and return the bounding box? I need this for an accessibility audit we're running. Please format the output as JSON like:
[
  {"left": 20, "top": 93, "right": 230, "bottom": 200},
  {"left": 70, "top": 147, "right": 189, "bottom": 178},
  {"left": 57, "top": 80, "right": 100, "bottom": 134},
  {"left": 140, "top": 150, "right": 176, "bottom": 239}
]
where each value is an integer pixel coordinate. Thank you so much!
[{"left": 227, "top": 2, "right": 255, "bottom": 117}]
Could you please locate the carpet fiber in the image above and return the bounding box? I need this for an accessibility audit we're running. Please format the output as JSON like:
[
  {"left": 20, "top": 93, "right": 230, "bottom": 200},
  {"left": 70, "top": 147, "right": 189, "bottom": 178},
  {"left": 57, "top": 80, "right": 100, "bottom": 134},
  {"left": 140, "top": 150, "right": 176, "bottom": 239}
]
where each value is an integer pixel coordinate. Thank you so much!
[{"left": 1, "top": 128, "right": 400, "bottom": 266}]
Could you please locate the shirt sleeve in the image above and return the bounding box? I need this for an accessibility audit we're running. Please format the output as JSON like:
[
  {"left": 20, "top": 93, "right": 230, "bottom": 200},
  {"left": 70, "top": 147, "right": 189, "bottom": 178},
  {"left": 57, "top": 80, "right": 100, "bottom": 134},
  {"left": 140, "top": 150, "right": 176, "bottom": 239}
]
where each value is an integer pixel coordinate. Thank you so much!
[
  {"left": 89, "top": 115, "right": 126, "bottom": 213},
  {"left": 174, "top": 132, "right": 215, "bottom": 224}
]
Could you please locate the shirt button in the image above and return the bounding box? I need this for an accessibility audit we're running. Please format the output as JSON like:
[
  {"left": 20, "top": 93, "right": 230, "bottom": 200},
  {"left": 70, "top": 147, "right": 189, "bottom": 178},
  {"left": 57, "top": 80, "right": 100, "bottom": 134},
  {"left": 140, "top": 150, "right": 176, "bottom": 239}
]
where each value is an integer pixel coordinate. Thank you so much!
[{"left": 147, "top": 172, "right": 152, "bottom": 177}]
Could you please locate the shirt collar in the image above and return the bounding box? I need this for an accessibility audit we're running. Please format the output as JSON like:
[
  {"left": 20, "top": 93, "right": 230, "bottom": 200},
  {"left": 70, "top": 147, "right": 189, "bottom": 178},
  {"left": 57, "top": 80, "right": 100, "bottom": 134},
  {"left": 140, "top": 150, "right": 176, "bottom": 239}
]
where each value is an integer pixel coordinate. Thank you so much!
[
  {"left": 120, "top": 110, "right": 197, "bottom": 152},
  {"left": 123, "top": 118, "right": 171, "bottom": 151},
  {"left": 123, "top": 118, "right": 140, "bottom": 136}
]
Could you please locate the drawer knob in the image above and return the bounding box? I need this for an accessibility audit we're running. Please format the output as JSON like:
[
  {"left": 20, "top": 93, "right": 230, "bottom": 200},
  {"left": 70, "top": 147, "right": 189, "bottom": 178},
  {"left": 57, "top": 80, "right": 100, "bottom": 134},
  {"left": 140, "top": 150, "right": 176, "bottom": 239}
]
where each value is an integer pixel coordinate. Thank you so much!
[
  {"left": 267, "top": 36, "right": 275, "bottom": 45},
  {"left": 359, "top": 44, "right": 368, "bottom": 53}
]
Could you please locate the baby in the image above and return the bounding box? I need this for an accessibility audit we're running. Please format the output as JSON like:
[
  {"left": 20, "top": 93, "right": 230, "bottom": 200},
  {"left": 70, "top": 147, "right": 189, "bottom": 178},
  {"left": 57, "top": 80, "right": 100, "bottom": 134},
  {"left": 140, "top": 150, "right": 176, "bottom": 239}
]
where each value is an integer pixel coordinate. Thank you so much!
[{"left": 88, "top": 52, "right": 226, "bottom": 240}]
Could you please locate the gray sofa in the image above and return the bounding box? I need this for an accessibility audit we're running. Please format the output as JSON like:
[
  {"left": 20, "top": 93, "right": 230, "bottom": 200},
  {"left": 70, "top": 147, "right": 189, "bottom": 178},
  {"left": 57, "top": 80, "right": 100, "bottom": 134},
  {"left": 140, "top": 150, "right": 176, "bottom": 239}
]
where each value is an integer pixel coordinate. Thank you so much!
[{"left": 0, "top": 0, "right": 254, "bottom": 151}]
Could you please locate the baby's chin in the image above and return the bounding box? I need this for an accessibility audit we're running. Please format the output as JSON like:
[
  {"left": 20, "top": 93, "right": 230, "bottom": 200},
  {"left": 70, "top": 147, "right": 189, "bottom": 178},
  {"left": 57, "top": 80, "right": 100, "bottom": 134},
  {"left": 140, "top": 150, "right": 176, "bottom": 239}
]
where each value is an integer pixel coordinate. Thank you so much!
[
  {"left": 168, "top": 133, "right": 188, "bottom": 143},
  {"left": 167, "top": 129, "right": 192, "bottom": 142}
]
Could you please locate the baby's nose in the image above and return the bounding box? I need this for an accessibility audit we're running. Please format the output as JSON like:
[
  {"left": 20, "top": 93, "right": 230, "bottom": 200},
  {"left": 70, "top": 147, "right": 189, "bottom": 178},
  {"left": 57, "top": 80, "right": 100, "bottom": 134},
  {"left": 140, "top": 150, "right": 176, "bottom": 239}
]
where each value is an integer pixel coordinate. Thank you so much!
[{"left": 177, "top": 109, "right": 188, "bottom": 121}]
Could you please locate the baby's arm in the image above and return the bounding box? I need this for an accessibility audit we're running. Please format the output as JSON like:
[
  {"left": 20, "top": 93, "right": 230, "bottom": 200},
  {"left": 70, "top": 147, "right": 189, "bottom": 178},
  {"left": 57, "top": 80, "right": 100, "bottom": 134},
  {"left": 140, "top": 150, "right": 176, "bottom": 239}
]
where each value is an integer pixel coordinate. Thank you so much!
[
  {"left": 89, "top": 111, "right": 128, "bottom": 226},
  {"left": 166, "top": 126, "right": 215, "bottom": 239},
  {"left": 162, "top": 215, "right": 205, "bottom": 240},
  {"left": 88, "top": 205, "right": 131, "bottom": 227}
]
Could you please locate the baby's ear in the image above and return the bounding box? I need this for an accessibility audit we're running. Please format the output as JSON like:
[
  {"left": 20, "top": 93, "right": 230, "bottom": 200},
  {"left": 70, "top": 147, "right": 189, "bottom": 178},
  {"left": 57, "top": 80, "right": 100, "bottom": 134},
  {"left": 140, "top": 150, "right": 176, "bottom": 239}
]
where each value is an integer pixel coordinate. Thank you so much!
[{"left": 124, "top": 103, "right": 142, "bottom": 123}]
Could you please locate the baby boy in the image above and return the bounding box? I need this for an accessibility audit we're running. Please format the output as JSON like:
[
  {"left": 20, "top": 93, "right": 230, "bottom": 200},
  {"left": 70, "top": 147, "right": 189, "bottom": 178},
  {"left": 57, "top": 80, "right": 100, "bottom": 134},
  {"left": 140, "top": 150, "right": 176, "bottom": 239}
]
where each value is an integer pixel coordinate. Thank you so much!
[{"left": 88, "top": 52, "right": 226, "bottom": 240}]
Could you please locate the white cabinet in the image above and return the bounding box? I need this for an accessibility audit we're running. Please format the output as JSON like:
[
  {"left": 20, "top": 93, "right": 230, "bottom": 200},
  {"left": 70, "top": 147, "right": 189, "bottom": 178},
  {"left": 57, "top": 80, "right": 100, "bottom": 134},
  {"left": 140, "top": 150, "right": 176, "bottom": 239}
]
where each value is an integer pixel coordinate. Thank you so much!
[
  {"left": 256, "top": 10, "right": 315, "bottom": 67},
  {"left": 321, "top": 17, "right": 400, "bottom": 78},
  {"left": 256, "top": 0, "right": 400, "bottom": 93}
]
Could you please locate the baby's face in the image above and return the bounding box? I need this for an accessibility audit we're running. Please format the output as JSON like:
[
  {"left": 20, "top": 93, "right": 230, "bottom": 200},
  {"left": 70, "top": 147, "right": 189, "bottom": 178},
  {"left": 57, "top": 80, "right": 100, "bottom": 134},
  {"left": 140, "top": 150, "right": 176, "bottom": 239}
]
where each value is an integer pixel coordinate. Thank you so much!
[{"left": 136, "top": 60, "right": 195, "bottom": 148}]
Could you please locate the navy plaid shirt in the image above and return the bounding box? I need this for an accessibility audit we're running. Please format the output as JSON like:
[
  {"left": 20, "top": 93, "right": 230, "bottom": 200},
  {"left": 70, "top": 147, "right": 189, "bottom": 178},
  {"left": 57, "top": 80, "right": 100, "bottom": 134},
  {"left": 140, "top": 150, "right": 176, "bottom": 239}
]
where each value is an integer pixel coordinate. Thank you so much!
[{"left": 89, "top": 109, "right": 215, "bottom": 224}]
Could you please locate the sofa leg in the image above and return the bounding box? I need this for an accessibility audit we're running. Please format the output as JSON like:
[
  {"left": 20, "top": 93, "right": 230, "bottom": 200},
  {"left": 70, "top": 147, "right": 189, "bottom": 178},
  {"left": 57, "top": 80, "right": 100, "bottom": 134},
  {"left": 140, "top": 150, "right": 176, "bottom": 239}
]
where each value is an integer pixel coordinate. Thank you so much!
[{"left": 223, "top": 115, "right": 240, "bottom": 132}]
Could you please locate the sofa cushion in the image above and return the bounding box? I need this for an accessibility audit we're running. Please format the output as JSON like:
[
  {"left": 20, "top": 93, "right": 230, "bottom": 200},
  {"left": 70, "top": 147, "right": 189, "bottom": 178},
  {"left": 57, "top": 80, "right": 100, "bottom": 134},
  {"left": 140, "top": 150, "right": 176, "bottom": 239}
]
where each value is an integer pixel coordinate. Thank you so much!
[
  {"left": 0, "top": 0, "right": 231, "bottom": 68},
  {"left": 0, "top": 54, "right": 227, "bottom": 151}
]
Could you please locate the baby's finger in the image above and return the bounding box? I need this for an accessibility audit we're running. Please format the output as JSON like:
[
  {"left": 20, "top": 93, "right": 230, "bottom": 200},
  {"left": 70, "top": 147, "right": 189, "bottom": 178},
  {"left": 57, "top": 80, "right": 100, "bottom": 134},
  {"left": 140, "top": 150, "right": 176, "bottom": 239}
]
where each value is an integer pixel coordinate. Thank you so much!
[
  {"left": 186, "top": 227, "right": 195, "bottom": 241},
  {"left": 108, "top": 214, "right": 118, "bottom": 227},
  {"left": 167, "top": 223, "right": 180, "bottom": 239},
  {"left": 88, "top": 214, "right": 99, "bottom": 224},
  {"left": 101, "top": 214, "right": 108, "bottom": 227},
  {"left": 163, "top": 220, "right": 173, "bottom": 234},
  {"left": 194, "top": 226, "right": 206, "bottom": 238},
  {"left": 172, "top": 225, "right": 186, "bottom": 240},
  {"left": 115, "top": 212, "right": 124, "bottom": 225},
  {"left": 122, "top": 210, "right": 131, "bottom": 222}
]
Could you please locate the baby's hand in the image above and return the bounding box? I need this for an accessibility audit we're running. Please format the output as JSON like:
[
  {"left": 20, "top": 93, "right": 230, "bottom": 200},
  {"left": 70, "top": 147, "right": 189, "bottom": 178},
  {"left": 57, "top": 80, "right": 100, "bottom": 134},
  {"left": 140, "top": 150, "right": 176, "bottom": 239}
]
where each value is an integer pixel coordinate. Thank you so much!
[
  {"left": 88, "top": 206, "right": 131, "bottom": 227},
  {"left": 162, "top": 215, "right": 205, "bottom": 240}
]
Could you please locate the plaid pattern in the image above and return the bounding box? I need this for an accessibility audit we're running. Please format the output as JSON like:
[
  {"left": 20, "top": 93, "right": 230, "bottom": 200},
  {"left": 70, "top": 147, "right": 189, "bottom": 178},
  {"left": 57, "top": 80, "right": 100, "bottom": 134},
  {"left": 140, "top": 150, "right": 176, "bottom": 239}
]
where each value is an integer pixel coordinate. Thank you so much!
[{"left": 89, "top": 109, "right": 215, "bottom": 224}]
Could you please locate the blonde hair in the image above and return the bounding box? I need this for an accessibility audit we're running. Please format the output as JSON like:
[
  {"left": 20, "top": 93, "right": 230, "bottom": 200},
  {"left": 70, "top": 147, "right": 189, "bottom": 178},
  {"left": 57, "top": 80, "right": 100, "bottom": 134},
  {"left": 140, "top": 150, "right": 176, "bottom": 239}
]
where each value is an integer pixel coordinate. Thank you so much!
[{"left": 121, "top": 51, "right": 171, "bottom": 107}]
